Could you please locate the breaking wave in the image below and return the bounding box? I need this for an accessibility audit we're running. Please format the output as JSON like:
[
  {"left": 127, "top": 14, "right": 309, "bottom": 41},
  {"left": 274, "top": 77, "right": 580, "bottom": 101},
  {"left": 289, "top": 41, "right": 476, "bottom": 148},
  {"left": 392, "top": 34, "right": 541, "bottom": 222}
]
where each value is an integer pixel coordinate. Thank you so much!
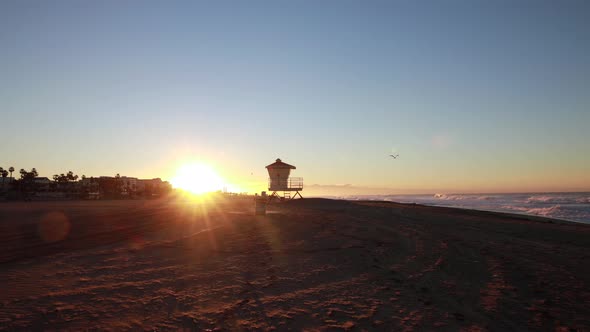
[
  {"left": 502, "top": 205, "right": 564, "bottom": 217},
  {"left": 332, "top": 192, "right": 590, "bottom": 223},
  {"left": 524, "top": 195, "right": 590, "bottom": 205},
  {"left": 434, "top": 193, "right": 496, "bottom": 201}
]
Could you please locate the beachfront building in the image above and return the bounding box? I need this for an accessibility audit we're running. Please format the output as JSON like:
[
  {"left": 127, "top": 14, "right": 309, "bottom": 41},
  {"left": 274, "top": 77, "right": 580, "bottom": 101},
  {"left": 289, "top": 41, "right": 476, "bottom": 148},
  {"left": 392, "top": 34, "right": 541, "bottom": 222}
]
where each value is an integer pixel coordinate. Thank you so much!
[
  {"left": 1, "top": 172, "right": 171, "bottom": 201},
  {"left": 79, "top": 177, "right": 100, "bottom": 199},
  {"left": 91, "top": 176, "right": 169, "bottom": 197},
  {"left": 266, "top": 158, "right": 303, "bottom": 200},
  {"left": 79, "top": 176, "right": 170, "bottom": 198},
  {"left": 137, "top": 178, "right": 168, "bottom": 192},
  {"left": 120, "top": 176, "right": 138, "bottom": 196},
  {"left": 33, "top": 177, "right": 53, "bottom": 192},
  {"left": 0, "top": 177, "right": 14, "bottom": 191}
]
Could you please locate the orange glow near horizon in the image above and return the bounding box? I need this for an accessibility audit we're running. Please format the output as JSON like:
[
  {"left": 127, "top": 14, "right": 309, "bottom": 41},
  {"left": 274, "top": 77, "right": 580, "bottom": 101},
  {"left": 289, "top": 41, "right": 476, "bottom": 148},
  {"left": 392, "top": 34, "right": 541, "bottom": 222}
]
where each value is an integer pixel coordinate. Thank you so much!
[
  {"left": 170, "top": 162, "right": 243, "bottom": 195},
  {"left": 171, "top": 163, "right": 225, "bottom": 194}
]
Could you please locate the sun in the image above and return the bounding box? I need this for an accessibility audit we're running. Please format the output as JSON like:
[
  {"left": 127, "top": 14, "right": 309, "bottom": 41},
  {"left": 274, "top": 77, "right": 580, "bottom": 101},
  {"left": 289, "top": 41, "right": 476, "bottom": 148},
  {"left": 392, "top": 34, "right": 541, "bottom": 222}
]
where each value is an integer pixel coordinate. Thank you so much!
[{"left": 170, "top": 163, "right": 224, "bottom": 194}]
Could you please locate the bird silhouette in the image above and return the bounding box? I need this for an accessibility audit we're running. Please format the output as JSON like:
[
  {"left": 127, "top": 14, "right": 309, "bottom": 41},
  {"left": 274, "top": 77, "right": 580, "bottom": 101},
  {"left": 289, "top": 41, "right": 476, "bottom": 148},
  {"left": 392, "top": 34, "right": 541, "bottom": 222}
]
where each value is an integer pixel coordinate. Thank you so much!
[{"left": 389, "top": 154, "right": 399, "bottom": 159}]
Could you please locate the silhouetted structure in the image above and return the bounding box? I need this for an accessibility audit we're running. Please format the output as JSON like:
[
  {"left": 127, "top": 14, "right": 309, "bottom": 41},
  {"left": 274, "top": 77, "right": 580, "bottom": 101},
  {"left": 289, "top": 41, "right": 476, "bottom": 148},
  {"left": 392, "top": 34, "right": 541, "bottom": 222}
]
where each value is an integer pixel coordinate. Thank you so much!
[
  {"left": 266, "top": 158, "right": 303, "bottom": 200},
  {"left": 0, "top": 167, "right": 171, "bottom": 201}
]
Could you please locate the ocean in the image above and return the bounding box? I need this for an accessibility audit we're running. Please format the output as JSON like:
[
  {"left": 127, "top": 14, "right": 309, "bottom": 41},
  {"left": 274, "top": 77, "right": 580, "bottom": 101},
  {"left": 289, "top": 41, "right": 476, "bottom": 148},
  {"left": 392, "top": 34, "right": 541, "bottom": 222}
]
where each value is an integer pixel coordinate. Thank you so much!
[{"left": 324, "top": 192, "right": 590, "bottom": 224}]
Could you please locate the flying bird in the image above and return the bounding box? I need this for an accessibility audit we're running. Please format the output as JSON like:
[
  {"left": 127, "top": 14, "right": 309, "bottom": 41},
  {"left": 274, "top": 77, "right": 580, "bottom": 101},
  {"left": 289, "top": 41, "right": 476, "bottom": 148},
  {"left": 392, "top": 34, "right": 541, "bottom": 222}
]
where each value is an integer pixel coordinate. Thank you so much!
[{"left": 389, "top": 154, "right": 399, "bottom": 159}]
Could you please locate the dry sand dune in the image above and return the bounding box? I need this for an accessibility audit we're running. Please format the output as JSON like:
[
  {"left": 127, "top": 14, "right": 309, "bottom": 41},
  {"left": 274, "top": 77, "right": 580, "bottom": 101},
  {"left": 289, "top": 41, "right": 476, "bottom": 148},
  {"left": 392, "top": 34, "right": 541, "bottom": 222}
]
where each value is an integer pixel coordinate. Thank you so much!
[{"left": 0, "top": 198, "right": 589, "bottom": 331}]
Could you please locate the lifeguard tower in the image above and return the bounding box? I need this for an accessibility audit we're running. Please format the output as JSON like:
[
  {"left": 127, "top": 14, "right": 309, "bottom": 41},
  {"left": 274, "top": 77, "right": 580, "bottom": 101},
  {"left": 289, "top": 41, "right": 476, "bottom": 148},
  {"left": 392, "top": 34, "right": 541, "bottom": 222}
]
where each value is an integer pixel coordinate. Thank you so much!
[{"left": 266, "top": 158, "right": 303, "bottom": 200}]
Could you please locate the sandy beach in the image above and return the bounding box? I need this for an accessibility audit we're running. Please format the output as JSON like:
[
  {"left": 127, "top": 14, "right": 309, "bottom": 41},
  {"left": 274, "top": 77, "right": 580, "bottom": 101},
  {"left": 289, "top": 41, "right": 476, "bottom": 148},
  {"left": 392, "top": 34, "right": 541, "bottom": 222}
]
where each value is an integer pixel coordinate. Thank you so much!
[{"left": 0, "top": 197, "right": 589, "bottom": 331}]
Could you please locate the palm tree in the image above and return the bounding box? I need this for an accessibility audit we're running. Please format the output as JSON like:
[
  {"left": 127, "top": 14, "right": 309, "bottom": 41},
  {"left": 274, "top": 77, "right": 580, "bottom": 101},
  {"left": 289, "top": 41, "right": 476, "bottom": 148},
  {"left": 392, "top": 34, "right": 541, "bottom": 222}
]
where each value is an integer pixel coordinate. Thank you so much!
[
  {"left": 1, "top": 170, "right": 7, "bottom": 185},
  {"left": 8, "top": 167, "right": 14, "bottom": 180},
  {"left": 17, "top": 169, "right": 27, "bottom": 198},
  {"left": 66, "top": 171, "right": 78, "bottom": 182},
  {"left": 0, "top": 167, "right": 4, "bottom": 186}
]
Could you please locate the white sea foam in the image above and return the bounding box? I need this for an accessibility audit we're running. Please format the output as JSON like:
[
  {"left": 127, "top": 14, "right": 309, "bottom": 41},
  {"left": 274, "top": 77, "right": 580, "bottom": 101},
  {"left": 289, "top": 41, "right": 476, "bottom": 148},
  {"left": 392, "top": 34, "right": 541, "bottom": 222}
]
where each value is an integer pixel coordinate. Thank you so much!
[
  {"left": 502, "top": 205, "right": 564, "bottom": 217},
  {"left": 434, "top": 194, "right": 496, "bottom": 201},
  {"left": 325, "top": 192, "right": 590, "bottom": 223}
]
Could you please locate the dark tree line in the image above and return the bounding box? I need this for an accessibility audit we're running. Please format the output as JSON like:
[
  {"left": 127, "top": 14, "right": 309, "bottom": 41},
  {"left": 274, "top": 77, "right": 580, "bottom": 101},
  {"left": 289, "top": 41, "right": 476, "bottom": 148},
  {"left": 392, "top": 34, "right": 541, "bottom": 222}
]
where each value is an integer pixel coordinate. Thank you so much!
[
  {"left": 1, "top": 167, "right": 171, "bottom": 200},
  {"left": 2, "top": 168, "right": 40, "bottom": 200},
  {"left": 53, "top": 171, "right": 79, "bottom": 183},
  {"left": 0, "top": 166, "right": 15, "bottom": 185}
]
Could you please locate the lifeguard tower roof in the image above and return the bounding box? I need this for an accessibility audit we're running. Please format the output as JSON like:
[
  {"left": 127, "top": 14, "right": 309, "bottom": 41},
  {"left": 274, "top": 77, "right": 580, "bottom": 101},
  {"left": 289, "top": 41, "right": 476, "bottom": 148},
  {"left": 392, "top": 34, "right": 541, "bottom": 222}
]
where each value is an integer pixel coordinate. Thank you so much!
[{"left": 265, "top": 158, "right": 296, "bottom": 170}]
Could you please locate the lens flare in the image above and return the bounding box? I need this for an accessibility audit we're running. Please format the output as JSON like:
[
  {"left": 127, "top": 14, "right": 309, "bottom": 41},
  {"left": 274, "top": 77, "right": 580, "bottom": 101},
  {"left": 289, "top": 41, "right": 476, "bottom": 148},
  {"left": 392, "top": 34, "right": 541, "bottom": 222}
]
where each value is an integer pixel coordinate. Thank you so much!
[
  {"left": 38, "top": 211, "right": 70, "bottom": 243},
  {"left": 171, "top": 163, "right": 224, "bottom": 194}
]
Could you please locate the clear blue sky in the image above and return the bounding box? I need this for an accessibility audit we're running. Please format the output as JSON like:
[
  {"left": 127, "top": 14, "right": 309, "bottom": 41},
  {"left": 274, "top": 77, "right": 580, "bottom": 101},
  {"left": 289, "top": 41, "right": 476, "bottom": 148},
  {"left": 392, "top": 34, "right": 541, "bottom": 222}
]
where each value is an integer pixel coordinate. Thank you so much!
[{"left": 1, "top": 0, "right": 589, "bottom": 193}]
